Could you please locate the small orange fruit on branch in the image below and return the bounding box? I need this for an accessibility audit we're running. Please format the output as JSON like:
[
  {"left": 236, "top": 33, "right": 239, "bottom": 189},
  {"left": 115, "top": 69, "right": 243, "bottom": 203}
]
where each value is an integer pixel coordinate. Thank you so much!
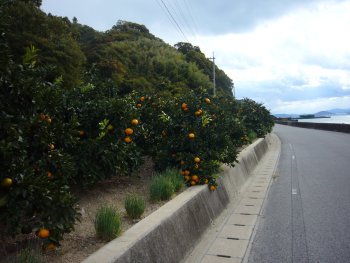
[
  {"left": 124, "top": 136, "right": 132, "bottom": 143},
  {"left": 131, "top": 119, "right": 139, "bottom": 125},
  {"left": 1, "top": 177, "right": 13, "bottom": 187},
  {"left": 188, "top": 133, "right": 195, "bottom": 139},
  {"left": 37, "top": 228, "right": 50, "bottom": 239},
  {"left": 124, "top": 128, "right": 134, "bottom": 135}
]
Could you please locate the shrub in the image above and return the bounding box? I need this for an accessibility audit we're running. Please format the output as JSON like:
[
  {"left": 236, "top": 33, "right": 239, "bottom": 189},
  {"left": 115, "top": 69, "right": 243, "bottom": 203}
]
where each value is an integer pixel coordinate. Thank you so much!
[
  {"left": 94, "top": 205, "right": 122, "bottom": 241},
  {"left": 0, "top": 47, "right": 80, "bottom": 245},
  {"left": 124, "top": 194, "right": 146, "bottom": 219},
  {"left": 238, "top": 98, "right": 274, "bottom": 138},
  {"left": 139, "top": 91, "right": 241, "bottom": 190},
  {"left": 149, "top": 175, "right": 174, "bottom": 201}
]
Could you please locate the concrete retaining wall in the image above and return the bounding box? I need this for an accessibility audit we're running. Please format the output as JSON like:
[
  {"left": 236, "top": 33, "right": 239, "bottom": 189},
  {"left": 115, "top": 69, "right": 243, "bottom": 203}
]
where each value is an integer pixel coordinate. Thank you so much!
[
  {"left": 275, "top": 121, "right": 350, "bottom": 133},
  {"left": 82, "top": 136, "right": 271, "bottom": 263}
]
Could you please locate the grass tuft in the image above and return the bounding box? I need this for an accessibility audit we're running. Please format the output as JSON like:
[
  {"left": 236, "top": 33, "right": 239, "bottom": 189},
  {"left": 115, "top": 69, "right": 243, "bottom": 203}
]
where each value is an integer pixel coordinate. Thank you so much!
[
  {"left": 125, "top": 194, "right": 145, "bottom": 219},
  {"left": 149, "top": 175, "right": 174, "bottom": 201},
  {"left": 149, "top": 168, "right": 184, "bottom": 201},
  {"left": 94, "top": 205, "right": 122, "bottom": 241}
]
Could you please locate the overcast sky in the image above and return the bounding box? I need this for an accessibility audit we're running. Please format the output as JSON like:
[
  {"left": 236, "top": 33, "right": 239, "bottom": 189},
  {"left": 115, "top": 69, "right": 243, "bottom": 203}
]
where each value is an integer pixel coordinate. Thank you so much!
[{"left": 42, "top": 0, "right": 350, "bottom": 114}]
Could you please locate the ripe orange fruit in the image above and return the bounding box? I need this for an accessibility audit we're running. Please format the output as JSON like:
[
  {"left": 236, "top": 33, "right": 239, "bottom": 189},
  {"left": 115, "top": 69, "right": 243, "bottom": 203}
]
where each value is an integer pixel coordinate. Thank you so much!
[
  {"left": 194, "top": 110, "right": 202, "bottom": 116},
  {"left": 181, "top": 102, "right": 187, "bottom": 109},
  {"left": 131, "top": 119, "right": 139, "bottom": 125},
  {"left": 136, "top": 103, "right": 142, "bottom": 108},
  {"left": 190, "top": 180, "right": 196, "bottom": 186},
  {"left": 47, "top": 171, "right": 53, "bottom": 178},
  {"left": 191, "top": 175, "right": 199, "bottom": 182},
  {"left": 140, "top": 96, "right": 145, "bottom": 102},
  {"left": 46, "top": 243, "right": 57, "bottom": 250},
  {"left": 45, "top": 116, "right": 52, "bottom": 124},
  {"left": 183, "top": 107, "right": 189, "bottom": 112},
  {"left": 1, "top": 177, "right": 13, "bottom": 187},
  {"left": 37, "top": 228, "right": 50, "bottom": 239},
  {"left": 124, "top": 128, "right": 134, "bottom": 135},
  {"left": 188, "top": 133, "right": 195, "bottom": 139},
  {"left": 210, "top": 185, "right": 216, "bottom": 191},
  {"left": 49, "top": 143, "right": 55, "bottom": 151},
  {"left": 79, "top": 130, "right": 85, "bottom": 137},
  {"left": 124, "top": 136, "right": 132, "bottom": 143},
  {"left": 184, "top": 170, "right": 190, "bottom": 176},
  {"left": 204, "top": 98, "right": 211, "bottom": 104},
  {"left": 194, "top": 157, "right": 201, "bottom": 163}
]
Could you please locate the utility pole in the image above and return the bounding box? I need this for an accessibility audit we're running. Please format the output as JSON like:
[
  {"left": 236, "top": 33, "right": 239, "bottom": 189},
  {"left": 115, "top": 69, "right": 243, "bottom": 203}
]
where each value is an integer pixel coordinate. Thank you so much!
[{"left": 208, "top": 52, "right": 216, "bottom": 97}]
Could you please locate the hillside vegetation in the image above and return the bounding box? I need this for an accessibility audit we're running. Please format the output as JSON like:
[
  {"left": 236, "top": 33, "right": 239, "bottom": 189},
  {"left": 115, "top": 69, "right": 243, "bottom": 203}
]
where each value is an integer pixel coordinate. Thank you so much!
[{"left": 0, "top": 0, "right": 274, "bottom": 249}]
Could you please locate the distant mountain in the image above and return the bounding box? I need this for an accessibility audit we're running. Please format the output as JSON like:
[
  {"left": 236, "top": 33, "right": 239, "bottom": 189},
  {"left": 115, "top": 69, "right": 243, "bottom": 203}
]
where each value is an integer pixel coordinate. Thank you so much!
[
  {"left": 327, "top": 109, "right": 350, "bottom": 115},
  {"left": 314, "top": 111, "right": 333, "bottom": 117},
  {"left": 274, "top": 108, "right": 350, "bottom": 118}
]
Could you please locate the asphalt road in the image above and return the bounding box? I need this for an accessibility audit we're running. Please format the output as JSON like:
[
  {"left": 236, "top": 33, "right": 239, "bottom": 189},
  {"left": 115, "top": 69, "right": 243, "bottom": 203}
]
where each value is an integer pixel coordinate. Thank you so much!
[{"left": 247, "top": 124, "right": 350, "bottom": 263}]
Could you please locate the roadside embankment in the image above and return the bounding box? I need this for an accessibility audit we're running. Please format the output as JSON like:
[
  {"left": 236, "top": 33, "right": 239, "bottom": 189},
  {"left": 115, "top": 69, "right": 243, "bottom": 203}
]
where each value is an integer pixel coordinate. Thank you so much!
[
  {"left": 82, "top": 135, "right": 274, "bottom": 263},
  {"left": 275, "top": 121, "right": 350, "bottom": 133}
]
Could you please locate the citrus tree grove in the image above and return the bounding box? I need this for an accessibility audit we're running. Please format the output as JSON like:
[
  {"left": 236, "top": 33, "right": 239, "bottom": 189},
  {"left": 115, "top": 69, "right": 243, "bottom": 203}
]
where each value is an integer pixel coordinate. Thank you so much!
[{"left": 0, "top": 0, "right": 274, "bottom": 249}]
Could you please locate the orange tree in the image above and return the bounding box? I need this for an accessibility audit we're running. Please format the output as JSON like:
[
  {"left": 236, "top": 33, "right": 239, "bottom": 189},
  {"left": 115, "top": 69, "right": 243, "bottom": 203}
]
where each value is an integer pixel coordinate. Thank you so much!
[
  {"left": 65, "top": 86, "right": 143, "bottom": 186},
  {"left": 0, "top": 48, "right": 80, "bottom": 245},
  {"left": 238, "top": 98, "right": 274, "bottom": 138},
  {"left": 0, "top": 47, "right": 145, "bottom": 246},
  {"left": 136, "top": 90, "right": 243, "bottom": 189}
]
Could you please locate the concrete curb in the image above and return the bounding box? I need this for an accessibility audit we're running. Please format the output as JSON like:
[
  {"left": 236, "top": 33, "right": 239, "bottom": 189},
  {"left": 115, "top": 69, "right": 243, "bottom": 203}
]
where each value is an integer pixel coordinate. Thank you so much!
[{"left": 82, "top": 135, "right": 272, "bottom": 263}]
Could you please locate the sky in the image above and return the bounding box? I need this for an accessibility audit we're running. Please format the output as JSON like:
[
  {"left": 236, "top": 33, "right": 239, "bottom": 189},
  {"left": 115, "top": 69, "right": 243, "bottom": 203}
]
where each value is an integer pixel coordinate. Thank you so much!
[{"left": 41, "top": 0, "right": 350, "bottom": 114}]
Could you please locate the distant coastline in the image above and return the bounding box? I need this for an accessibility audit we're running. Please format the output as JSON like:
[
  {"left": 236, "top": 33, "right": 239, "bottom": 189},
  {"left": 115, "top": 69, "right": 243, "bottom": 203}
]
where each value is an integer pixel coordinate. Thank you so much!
[
  {"left": 273, "top": 108, "right": 350, "bottom": 124},
  {"left": 275, "top": 115, "right": 350, "bottom": 125},
  {"left": 297, "top": 115, "right": 350, "bottom": 124}
]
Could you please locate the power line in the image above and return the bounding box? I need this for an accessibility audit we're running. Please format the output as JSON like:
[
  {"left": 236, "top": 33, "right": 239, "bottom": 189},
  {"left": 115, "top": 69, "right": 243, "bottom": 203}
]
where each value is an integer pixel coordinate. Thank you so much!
[
  {"left": 182, "top": 0, "right": 200, "bottom": 41},
  {"left": 157, "top": 0, "right": 190, "bottom": 42},
  {"left": 155, "top": 0, "right": 183, "bottom": 40},
  {"left": 172, "top": 0, "right": 197, "bottom": 41}
]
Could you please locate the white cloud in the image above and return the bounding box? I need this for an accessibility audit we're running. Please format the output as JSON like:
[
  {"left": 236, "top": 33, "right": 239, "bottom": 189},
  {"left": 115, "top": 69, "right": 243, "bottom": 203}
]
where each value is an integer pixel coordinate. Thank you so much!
[
  {"left": 190, "top": 1, "right": 350, "bottom": 113},
  {"left": 271, "top": 96, "right": 350, "bottom": 114}
]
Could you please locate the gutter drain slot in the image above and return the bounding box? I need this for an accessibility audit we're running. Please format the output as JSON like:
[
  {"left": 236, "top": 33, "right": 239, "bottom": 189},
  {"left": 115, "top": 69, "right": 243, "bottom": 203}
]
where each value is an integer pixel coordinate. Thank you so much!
[{"left": 217, "top": 255, "right": 232, "bottom": 258}]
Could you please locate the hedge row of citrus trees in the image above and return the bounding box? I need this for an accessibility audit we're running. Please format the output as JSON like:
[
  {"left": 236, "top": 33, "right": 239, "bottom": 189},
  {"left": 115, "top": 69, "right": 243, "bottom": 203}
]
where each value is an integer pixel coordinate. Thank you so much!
[{"left": 0, "top": 49, "right": 274, "bottom": 248}]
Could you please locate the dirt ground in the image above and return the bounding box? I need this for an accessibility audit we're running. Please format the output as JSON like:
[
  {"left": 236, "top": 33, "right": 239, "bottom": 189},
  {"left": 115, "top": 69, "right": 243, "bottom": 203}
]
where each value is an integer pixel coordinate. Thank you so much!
[{"left": 1, "top": 158, "right": 174, "bottom": 263}]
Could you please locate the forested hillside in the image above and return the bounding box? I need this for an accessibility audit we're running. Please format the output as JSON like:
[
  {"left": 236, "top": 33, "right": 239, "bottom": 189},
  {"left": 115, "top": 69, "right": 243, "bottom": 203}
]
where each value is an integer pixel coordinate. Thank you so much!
[{"left": 1, "top": 0, "right": 232, "bottom": 96}]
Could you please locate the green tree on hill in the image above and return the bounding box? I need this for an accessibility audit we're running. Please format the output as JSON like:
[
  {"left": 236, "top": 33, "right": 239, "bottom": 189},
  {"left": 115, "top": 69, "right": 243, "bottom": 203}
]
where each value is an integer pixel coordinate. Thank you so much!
[
  {"left": 175, "top": 42, "right": 234, "bottom": 97},
  {"left": 2, "top": 0, "right": 85, "bottom": 88}
]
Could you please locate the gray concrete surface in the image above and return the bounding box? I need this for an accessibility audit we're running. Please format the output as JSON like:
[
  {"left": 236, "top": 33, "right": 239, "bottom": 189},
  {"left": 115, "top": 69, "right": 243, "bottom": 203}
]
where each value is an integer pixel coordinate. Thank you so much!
[
  {"left": 184, "top": 134, "right": 281, "bottom": 263},
  {"left": 82, "top": 135, "right": 277, "bottom": 263},
  {"left": 247, "top": 124, "right": 350, "bottom": 263}
]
